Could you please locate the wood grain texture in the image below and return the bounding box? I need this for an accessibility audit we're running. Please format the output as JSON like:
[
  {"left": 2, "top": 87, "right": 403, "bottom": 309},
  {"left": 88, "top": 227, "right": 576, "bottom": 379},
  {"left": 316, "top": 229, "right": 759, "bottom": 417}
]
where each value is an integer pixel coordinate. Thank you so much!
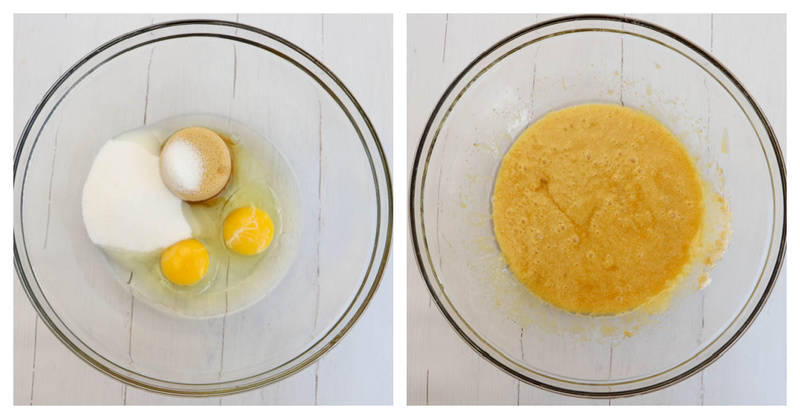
[
  {"left": 14, "top": 13, "right": 392, "bottom": 405},
  {"left": 407, "top": 13, "right": 785, "bottom": 405}
]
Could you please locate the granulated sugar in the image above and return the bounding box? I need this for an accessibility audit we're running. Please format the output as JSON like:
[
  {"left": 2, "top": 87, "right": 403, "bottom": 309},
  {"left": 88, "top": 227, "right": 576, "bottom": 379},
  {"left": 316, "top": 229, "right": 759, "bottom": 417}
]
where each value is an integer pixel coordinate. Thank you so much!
[
  {"left": 160, "top": 140, "right": 203, "bottom": 193},
  {"left": 82, "top": 131, "right": 192, "bottom": 252}
]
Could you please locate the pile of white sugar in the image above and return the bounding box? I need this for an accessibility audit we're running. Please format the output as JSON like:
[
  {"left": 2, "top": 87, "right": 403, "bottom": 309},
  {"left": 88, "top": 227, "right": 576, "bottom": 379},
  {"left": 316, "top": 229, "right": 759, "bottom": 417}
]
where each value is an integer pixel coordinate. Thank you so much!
[
  {"left": 160, "top": 140, "right": 203, "bottom": 193},
  {"left": 82, "top": 131, "right": 192, "bottom": 252}
]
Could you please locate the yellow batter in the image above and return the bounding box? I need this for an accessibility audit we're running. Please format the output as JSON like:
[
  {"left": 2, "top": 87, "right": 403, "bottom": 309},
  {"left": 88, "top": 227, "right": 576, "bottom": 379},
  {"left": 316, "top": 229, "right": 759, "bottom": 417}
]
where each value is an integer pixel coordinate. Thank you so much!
[{"left": 492, "top": 104, "right": 704, "bottom": 315}]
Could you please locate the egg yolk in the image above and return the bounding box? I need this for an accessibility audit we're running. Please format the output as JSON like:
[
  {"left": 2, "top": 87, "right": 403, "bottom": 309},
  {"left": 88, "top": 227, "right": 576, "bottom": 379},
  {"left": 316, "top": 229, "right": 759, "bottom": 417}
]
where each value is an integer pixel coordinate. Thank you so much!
[
  {"left": 160, "top": 239, "right": 209, "bottom": 286},
  {"left": 223, "top": 205, "right": 274, "bottom": 256}
]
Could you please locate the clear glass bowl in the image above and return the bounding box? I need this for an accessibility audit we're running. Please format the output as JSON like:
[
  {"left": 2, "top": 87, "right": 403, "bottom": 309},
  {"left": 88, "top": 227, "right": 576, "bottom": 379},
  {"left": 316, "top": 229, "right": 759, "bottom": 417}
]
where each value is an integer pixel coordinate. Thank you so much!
[
  {"left": 14, "top": 20, "right": 392, "bottom": 396},
  {"left": 410, "top": 15, "right": 785, "bottom": 397}
]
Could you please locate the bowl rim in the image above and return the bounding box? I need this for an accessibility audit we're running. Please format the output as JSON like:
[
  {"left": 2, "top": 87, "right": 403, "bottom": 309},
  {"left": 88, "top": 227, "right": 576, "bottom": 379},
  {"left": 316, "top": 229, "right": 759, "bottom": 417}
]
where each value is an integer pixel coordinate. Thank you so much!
[
  {"left": 409, "top": 13, "right": 786, "bottom": 398},
  {"left": 14, "top": 19, "right": 393, "bottom": 397}
]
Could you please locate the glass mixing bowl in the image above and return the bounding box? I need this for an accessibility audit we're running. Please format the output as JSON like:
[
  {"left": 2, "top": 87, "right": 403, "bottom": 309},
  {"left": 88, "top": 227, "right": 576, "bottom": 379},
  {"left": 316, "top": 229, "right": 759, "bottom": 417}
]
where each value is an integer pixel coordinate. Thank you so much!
[
  {"left": 410, "top": 15, "right": 785, "bottom": 397},
  {"left": 14, "top": 20, "right": 392, "bottom": 396}
]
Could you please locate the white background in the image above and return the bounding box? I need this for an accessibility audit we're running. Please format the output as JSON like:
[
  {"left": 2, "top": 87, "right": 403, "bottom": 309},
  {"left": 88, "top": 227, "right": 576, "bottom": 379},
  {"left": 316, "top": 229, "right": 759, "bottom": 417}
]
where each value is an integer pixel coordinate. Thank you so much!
[
  {"left": 407, "top": 13, "right": 786, "bottom": 405},
  {"left": 13, "top": 13, "right": 393, "bottom": 405}
]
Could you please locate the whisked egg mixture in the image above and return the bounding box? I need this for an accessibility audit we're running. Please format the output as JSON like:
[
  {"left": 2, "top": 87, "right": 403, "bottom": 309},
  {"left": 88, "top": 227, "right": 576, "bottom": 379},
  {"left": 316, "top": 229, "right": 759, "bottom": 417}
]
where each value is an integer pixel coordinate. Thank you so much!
[
  {"left": 83, "top": 115, "right": 301, "bottom": 318},
  {"left": 492, "top": 104, "right": 730, "bottom": 316}
]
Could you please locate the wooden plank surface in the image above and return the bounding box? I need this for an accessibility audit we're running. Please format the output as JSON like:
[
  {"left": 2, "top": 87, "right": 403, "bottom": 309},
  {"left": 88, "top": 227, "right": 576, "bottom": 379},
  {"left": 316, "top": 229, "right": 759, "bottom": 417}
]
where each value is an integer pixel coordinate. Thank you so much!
[
  {"left": 14, "top": 13, "right": 392, "bottom": 405},
  {"left": 407, "top": 13, "right": 786, "bottom": 405}
]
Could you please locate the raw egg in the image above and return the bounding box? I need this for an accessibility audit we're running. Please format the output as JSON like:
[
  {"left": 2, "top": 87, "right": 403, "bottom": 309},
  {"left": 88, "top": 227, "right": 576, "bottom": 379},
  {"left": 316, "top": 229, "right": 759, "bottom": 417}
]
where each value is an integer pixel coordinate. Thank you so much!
[
  {"left": 160, "top": 238, "right": 210, "bottom": 286},
  {"left": 223, "top": 205, "right": 274, "bottom": 256}
]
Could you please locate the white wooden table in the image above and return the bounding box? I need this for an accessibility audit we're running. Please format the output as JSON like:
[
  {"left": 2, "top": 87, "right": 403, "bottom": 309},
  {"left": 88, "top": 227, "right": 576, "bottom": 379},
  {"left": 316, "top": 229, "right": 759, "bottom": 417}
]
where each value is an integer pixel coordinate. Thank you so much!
[
  {"left": 407, "top": 14, "right": 786, "bottom": 405},
  {"left": 14, "top": 14, "right": 392, "bottom": 405}
]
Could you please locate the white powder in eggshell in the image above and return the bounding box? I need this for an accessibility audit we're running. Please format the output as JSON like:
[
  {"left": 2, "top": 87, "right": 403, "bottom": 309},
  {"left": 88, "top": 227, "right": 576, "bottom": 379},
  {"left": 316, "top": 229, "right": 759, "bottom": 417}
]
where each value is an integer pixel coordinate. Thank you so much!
[
  {"left": 82, "top": 137, "right": 193, "bottom": 252},
  {"left": 160, "top": 140, "right": 204, "bottom": 193}
]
